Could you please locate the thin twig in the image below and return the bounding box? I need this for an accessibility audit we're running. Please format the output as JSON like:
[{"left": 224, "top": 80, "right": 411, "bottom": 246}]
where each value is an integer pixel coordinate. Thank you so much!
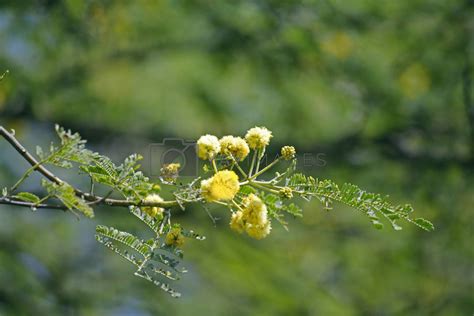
[{"left": 0, "top": 197, "right": 67, "bottom": 210}]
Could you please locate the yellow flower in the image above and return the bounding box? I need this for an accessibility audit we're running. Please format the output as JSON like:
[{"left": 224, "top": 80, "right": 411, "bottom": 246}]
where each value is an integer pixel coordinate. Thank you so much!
[
  {"left": 246, "top": 221, "right": 272, "bottom": 240},
  {"left": 229, "top": 211, "right": 245, "bottom": 233},
  {"left": 242, "top": 194, "right": 268, "bottom": 225},
  {"left": 201, "top": 170, "right": 240, "bottom": 202},
  {"left": 142, "top": 193, "right": 164, "bottom": 218},
  {"left": 245, "top": 127, "right": 272, "bottom": 149},
  {"left": 197, "top": 134, "right": 220, "bottom": 160},
  {"left": 281, "top": 146, "right": 296, "bottom": 160},
  {"left": 165, "top": 227, "right": 185, "bottom": 247},
  {"left": 231, "top": 194, "right": 272, "bottom": 239},
  {"left": 160, "top": 163, "right": 180, "bottom": 182},
  {"left": 219, "top": 135, "right": 250, "bottom": 161}
]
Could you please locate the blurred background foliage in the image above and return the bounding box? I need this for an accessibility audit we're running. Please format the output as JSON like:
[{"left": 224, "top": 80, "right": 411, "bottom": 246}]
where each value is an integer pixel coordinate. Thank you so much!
[{"left": 0, "top": 0, "right": 473, "bottom": 315}]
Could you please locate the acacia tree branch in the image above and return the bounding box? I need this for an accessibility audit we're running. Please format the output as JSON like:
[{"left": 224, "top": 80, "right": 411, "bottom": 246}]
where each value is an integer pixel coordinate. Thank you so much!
[
  {"left": 0, "top": 196, "right": 68, "bottom": 210},
  {"left": 0, "top": 126, "right": 179, "bottom": 210},
  {"left": 0, "top": 126, "right": 63, "bottom": 185}
]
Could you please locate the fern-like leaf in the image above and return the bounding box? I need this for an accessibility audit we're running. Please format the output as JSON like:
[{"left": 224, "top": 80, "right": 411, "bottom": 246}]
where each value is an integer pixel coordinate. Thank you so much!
[
  {"left": 286, "top": 174, "right": 434, "bottom": 231},
  {"left": 41, "top": 179, "right": 94, "bottom": 218},
  {"left": 95, "top": 225, "right": 151, "bottom": 257}
]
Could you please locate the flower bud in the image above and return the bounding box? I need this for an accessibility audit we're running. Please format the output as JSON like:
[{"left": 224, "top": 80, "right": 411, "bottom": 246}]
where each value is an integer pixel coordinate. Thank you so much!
[
  {"left": 281, "top": 146, "right": 296, "bottom": 160},
  {"left": 279, "top": 187, "right": 293, "bottom": 199}
]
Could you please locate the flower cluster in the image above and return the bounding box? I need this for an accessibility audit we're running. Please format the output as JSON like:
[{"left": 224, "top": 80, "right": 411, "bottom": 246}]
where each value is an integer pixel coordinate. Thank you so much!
[
  {"left": 195, "top": 127, "right": 298, "bottom": 239},
  {"left": 230, "top": 194, "right": 272, "bottom": 239}
]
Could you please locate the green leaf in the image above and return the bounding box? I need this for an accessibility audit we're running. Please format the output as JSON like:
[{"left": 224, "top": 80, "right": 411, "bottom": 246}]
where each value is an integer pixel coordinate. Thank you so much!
[
  {"left": 13, "top": 192, "right": 40, "bottom": 204},
  {"left": 46, "top": 125, "right": 98, "bottom": 167},
  {"left": 96, "top": 225, "right": 151, "bottom": 257},
  {"left": 287, "top": 174, "right": 432, "bottom": 232},
  {"left": 239, "top": 185, "right": 256, "bottom": 196},
  {"left": 95, "top": 235, "right": 142, "bottom": 267},
  {"left": 129, "top": 206, "right": 163, "bottom": 233},
  {"left": 95, "top": 224, "right": 186, "bottom": 297},
  {"left": 413, "top": 218, "right": 435, "bottom": 231},
  {"left": 41, "top": 179, "right": 94, "bottom": 218}
]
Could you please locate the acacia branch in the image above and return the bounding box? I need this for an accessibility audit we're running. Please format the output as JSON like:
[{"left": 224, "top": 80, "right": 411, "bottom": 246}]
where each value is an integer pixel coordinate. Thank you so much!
[
  {"left": 0, "top": 126, "right": 179, "bottom": 210},
  {"left": 0, "top": 196, "right": 68, "bottom": 210}
]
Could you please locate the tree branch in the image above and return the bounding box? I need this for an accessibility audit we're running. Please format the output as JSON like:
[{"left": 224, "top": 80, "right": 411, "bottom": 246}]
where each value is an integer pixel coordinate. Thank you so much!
[
  {"left": 0, "top": 197, "right": 68, "bottom": 210},
  {"left": 0, "top": 126, "right": 179, "bottom": 210}
]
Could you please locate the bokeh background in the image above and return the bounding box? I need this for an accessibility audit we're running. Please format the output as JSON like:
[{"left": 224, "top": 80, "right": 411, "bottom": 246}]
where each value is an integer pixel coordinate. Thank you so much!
[{"left": 0, "top": 1, "right": 473, "bottom": 315}]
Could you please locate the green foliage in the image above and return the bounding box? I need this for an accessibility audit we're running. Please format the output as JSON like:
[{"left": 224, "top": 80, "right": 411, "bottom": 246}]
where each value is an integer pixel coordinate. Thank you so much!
[
  {"left": 37, "top": 125, "right": 97, "bottom": 168},
  {"left": 12, "top": 192, "right": 40, "bottom": 204},
  {"left": 96, "top": 225, "right": 151, "bottom": 258},
  {"left": 95, "top": 225, "right": 184, "bottom": 297},
  {"left": 81, "top": 154, "right": 153, "bottom": 202},
  {"left": 95, "top": 210, "right": 201, "bottom": 297},
  {"left": 41, "top": 179, "right": 94, "bottom": 218},
  {"left": 285, "top": 173, "right": 434, "bottom": 231},
  {"left": 259, "top": 192, "right": 302, "bottom": 230}
]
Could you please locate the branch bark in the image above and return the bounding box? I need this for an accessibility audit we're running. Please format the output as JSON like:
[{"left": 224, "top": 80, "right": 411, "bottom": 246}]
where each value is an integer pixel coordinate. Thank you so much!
[{"left": 0, "top": 126, "right": 179, "bottom": 210}]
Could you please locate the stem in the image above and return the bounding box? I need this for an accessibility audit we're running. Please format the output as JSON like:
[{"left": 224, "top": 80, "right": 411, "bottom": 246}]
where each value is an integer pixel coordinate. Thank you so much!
[
  {"left": 10, "top": 163, "right": 42, "bottom": 192},
  {"left": 0, "top": 127, "right": 64, "bottom": 186},
  {"left": 230, "top": 156, "right": 248, "bottom": 178},
  {"left": 212, "top": 159, "right": 218, "bottom": 173},
  {"left": 248, "top": 150, "right": 257, "bottom": 177},
  {"left": 250, "top": 181, "right": 279, "bottom": 194},
  {"left": 0, "top": 197, "right": 67, "bottom": 210},
  {"left": 231, "top": 199, "right": 244, "bottom": 212},
  {"left": 255, "top": 149, "right": 262, "bottom": 175},
  {"left": 136, "top": 211, "right": 170, "bottom": 275},
  {"left": 249, "top": 157, "right": 281, "bottom": 180}
]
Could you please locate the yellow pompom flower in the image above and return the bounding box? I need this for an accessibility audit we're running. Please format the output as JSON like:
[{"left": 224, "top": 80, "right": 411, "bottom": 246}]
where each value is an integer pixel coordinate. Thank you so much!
[
  {"left": 142, "top": 193, "right": 164, "bottom": 218},
  {"left": 165, "top": 227, "right": 185, "bottom": 247},
  {"left": 229, "top": 194, "right": 272, "bottom": 239},
  {"left": 246, "top": 221, "right": 272, "bottom": 240},
  {"left": 229, "top": 211, "right": 245, "bottom": 233},
  {"left": 197, "top": 134, "right": 220, "bottom": 160},
  {"left": 201, "top": 170, "right": 240, "bottom": 202},
  {"left": 245, "top": 127, "right": 272, "bottom": 149},
  {"left": 242, "top": 194, "right": 268, "bottom": 225},
  {"left": 219, "top": 135, "right": 250, "bottom": 161},
  {"left": 232, "top": 137, "right": 250, "bottom": 161}
]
